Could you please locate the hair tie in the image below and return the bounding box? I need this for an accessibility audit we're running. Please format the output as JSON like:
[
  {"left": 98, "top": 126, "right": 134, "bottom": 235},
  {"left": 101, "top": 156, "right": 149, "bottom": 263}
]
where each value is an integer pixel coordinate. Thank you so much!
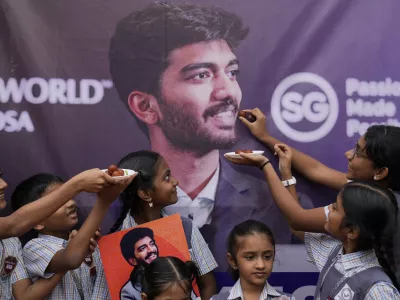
[{"left": 138, "top": 170, "right": 151, "bottom": 181}]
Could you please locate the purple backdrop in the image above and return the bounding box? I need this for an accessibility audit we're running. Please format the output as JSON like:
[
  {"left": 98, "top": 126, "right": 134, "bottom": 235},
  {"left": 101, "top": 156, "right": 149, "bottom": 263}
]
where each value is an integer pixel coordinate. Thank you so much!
[{"left": 1, "top": 1, "right": 400, "bottom": 298}]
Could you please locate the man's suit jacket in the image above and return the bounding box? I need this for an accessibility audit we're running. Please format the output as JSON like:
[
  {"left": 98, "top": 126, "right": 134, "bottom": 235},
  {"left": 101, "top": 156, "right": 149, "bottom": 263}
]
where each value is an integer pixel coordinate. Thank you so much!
[
  {"left": 200, "top": 157, "right": 314, "bottom": 272},
  {"left": 120, "top": 281, "right": 140, "bottom": 300}
]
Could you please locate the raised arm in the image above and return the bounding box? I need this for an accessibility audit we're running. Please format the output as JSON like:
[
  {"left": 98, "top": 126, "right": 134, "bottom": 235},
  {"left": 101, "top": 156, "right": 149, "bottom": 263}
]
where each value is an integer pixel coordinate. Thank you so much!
[
  {"left": 274, "top": 144, "right": 299, "bottom": 202},
  {"left": 273, "top": 144, "right": 311, "bottom": 240},
  {"left": 13, "top": 230, "right": 99, "bottom": 300},
  {"left": 2, "top": 169, "right": 120, "bottom": 239},
  {"left": 224, "top": 153, "right": 326, "bottom": 233},
  {"left": 240, "top": 108, "right": 348, "bottom": 190},
  {"left": 46, "top": 174, "right": 135, "bottom": 272},
  {"left": 198, "top": 272, "right": 216, "bottom": 300},
  {"left": 12, "top": 273, "right": 66, "bottom": 300}
]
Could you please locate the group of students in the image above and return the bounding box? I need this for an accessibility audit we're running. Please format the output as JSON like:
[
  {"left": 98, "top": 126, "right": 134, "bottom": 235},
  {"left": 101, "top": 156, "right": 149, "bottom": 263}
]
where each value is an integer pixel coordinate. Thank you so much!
[{"left": 1, "top": 108, "right": 400, "bottom": 300}]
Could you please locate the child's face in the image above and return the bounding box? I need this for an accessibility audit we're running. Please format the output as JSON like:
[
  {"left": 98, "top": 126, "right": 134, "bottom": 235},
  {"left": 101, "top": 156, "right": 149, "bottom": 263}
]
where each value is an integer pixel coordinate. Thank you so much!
[
  {"left": 39, "top": 184, "right": 79, "bottom": 233},
  {"left": 324, "top": 194, "right": 347, "bottom": 241},
  {"left": 149, "top": 158, "right": 179, "bottom": 207},
  {"left": 230, "top": 233, "right": 275, "bottom": 288}
]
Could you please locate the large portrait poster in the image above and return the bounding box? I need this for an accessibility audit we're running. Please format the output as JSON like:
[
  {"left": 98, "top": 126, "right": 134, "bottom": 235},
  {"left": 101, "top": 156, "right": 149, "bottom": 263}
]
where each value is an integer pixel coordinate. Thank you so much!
[
  {"left": 99, "top": 214, "right": 198, "bottom": 300},
  {"left": 2, "top": 1, "right": 400, "bottom": 298}
]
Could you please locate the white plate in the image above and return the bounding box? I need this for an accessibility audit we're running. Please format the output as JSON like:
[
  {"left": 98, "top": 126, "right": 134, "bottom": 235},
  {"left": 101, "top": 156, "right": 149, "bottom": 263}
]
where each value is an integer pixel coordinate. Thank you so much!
[
  {"left": 225, "top": 150, "right": 264, "bottom": 159},
  {"left": 101, "top": 169, "right": 136, "bottom": 178}
]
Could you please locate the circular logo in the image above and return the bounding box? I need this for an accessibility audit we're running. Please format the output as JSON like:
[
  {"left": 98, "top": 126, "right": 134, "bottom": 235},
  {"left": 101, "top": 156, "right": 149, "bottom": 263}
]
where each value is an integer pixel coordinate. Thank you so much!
[
  {"left": 271, "top": 72, "right": 339, "bottom": 142},
  {"left": 341, "top": 287, "right": 352, "bottom": 300}
]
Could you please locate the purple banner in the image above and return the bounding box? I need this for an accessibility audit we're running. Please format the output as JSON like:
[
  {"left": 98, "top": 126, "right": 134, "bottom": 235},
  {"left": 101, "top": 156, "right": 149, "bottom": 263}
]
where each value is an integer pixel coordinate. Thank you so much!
[{"left": 1, "top": 1, "right": 400, "bottom": 298}]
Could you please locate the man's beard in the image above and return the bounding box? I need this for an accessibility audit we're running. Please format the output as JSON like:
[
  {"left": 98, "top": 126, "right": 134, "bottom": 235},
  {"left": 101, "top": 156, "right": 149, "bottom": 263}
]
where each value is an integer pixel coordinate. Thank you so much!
[
  {"left": 157, "top": 98, "right": 239, "bottom": 154},
  {"left": 130, "top": 249, "right": 159, "bottom": 287},
  {"left": 140, "top": 249, "right": 159, "bottom": 265}
]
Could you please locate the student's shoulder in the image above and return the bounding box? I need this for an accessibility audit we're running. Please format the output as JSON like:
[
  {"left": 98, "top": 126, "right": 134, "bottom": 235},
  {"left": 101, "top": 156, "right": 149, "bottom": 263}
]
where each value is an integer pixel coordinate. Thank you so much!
[
  {"left": 23, "top": 237, "right": 42, "bottom": 248},
  {"left": 2, "top": 237, "right": 22, "bottom": 249},
  {"left": 367, "top": 281, "right": 400, "bottom": 299},
  {"left": 23, "top": 235, "right": 64, "bottom": 252}
]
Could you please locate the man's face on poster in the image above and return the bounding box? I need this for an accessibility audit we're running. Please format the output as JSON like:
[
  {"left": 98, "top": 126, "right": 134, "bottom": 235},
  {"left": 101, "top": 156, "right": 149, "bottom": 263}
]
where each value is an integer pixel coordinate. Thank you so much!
[
  {"left": 128, "top": 236, "right": 159, "bottom": 266},
  {"left": 147, "top": 40, "right": 242, "bottom": 151}
]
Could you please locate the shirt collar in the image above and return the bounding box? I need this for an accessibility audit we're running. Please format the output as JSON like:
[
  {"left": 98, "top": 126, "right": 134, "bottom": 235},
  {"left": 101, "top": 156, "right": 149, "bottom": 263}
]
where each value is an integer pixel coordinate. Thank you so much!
[
  {"left": 340, "top": 247, "right": 378, "bottom": 271},
  {"left": 122, "top": 211, "right": 168, "bottom": 229},
  {"left": 176, "top": 163, "right": 220, "bottom": 202},
  {"left": 228, "top": 279, "right": 282, "bottom": 300},
  {"left": 38, "top": 234, "right": 67, "bottom": 246}
]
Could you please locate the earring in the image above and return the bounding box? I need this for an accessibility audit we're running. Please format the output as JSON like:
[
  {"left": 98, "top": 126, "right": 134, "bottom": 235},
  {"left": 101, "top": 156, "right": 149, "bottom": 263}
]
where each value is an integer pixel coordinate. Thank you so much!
[
  {"left": 374, "top": 175, "right": 378, "bottom": 180},
  {"left": 232, "top": 266, "right": 237, "bottom": 270},
  {"left": 149, "top": 202, "right": 153, "bottom": 208}
]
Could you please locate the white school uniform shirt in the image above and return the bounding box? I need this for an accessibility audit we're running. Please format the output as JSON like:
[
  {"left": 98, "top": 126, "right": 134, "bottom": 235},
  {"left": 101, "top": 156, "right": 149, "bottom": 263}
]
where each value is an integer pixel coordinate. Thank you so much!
[
  {"left": 305, "top": 229, "right": 400, "bottom": 300},
  {"left": 163, "top": 164, "right": 219, "bottom": 228},
  {"left": 23, "top": 234, "right": 110, "bottom": 300},
  {"left": 0, "top": 237, "right": 30, "bottom": 300},
  {"left": 212, "top": 279, "right": 293, "bottom": 300}
]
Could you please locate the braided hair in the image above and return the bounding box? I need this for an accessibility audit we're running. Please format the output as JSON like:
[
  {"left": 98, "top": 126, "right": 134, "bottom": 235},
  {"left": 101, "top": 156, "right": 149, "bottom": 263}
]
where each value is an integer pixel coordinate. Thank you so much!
[
  {"left": 141, "top": 256, "right": 199, "bottom": 300},
  {"left": 341, "top": 181, "right": 399, "bottom": 289},
  {"left": 109, "top": 150, "right": 161, "bottom": 233}
]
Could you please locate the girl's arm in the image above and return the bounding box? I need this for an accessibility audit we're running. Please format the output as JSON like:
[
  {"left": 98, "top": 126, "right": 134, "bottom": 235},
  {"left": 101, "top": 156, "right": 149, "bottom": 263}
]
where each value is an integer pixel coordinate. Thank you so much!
[
  {"left": 13, "top": 230, "right": 99, "bottom": 299},
  {"left": 274, "top": 144, "right": 305, "bottom": 240},
  {"left": 46, "top": 175, "right": 135, "bottom": 272},
  {"left": 239, "top": 108, "right": 348, "bottom": 190},
  {"left": 2, "top": 169, "right": 119, "bottom": 239},
  {"left": 260, "top": 161, "right": 326, "bottom": 232},
  {"left": 12, "top": 273, "right": 66, "bottom": 300},
  {"left": 198, "top": 272, "right": 216, "bottom": 300},
  {"left": 225, "top": 153, "right": 326, "bottom": 233}
]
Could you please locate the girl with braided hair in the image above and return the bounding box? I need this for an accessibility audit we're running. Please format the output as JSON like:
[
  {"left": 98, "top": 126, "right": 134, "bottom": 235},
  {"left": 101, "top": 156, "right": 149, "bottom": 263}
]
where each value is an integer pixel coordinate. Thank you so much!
[
  {"left": 240, "top": 108, "right": 400, "bottom": 283},
  {"left": 226, "top": 146, "right": 400, "bottom": 299},
  {"left": 109, "top": 150, "right": 217, "bottom": 300},
  {"left": 140, "top": 256, "right": 199, "bottom": 300}
]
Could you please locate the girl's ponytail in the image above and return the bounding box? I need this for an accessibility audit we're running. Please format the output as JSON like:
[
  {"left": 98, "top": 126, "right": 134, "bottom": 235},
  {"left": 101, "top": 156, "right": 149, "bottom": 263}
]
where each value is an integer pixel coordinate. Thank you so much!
[
  {"left": 108, "top": 170, "right": 151, "bottom": 233},
  {"left": 373, "top": 238, "right": 399, "bottom": 290},
  {"left": 109, "top": 199, "right": 131, "bottom": 233}
]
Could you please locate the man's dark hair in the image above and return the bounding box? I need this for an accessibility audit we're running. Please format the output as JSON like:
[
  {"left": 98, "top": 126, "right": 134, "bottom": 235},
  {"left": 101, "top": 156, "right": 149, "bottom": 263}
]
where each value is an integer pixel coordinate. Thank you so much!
[
  {"left": 120, "top": 227, "right": 155, "bottom": 262},
  {"left": 109, "top": 1, "right": 249, "bottom": 133}
]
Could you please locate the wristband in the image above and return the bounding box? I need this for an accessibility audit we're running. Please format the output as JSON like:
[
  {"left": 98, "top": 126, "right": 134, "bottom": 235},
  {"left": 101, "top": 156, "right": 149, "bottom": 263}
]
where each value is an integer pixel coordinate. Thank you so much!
[
  {"left": 282, "top": 176, "right": 296, "bottom": 187},
  {"left": 259, "top": 160, "right": 271, "bottom": 170}
]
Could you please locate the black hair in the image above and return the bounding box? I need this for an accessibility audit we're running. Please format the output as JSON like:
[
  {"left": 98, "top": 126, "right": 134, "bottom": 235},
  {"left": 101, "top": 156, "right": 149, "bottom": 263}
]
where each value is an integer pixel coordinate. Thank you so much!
[
  {"left": 226, "top": 220, "right": 276, "bottom": 281},
  {"left": 11, "top": 173, "right": 64, "bottom": 245},
  {"left": 341, "top": 181, "right": 399, "bottom": 289},
  {"left": 109, "top": 150, "right": 162, "bottom": 233},
  {"left": 141, "top": 256, "right": 199, "bottom": 300},
  {"left": 109, "top": 1, "right": 249, "bottom": 135},
  {"left": 120, "top": 227, "right": 155, "bottom": 263},
  {"left": 364, "top": 125, "right": 400, "bottom": 190}
]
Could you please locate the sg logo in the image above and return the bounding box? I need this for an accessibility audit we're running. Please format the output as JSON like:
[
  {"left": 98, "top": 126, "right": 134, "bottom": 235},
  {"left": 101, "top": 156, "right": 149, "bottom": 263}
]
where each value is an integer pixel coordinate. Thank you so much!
[{"left": 271, "top": 73, "right": 339, "bottom": 143}]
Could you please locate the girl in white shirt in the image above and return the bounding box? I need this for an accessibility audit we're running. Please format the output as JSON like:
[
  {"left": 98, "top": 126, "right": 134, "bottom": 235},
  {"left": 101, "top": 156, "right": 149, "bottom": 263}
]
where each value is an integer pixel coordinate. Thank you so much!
[{"left": 212, "top": 220, "right": 292, "bottom": 300}]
